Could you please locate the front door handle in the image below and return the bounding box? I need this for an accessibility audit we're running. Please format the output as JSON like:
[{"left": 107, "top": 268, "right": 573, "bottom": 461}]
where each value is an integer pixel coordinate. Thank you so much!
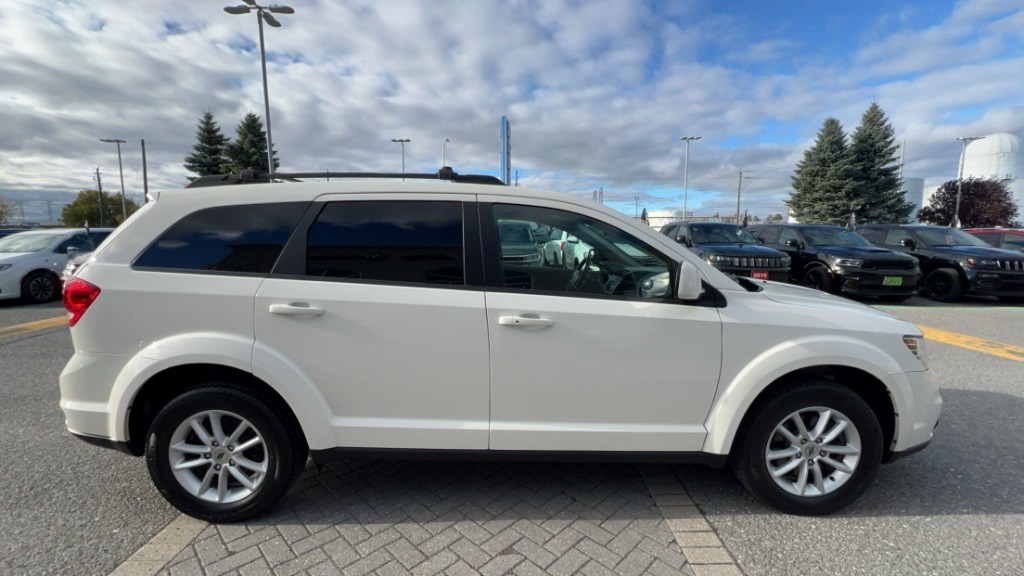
[
  {"left": 498, "top": 315, "right": 554, "bottom": 327},
  {"left": 269, "top": 303, "right": 324, "bottom": 317}
]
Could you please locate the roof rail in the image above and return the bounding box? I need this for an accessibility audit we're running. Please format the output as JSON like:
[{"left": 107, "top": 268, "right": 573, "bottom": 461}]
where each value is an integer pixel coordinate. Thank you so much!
[{"left": 185, "top": 168, "right": 504, "bottom": 188}]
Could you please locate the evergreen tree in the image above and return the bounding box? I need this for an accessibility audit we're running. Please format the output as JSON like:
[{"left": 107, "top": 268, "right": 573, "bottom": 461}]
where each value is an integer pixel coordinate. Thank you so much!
[
  {"left": 917, "top": 178, "right": 1020, "bottom": 228},
  {"left": 849, "top": 102, "right": 914, "bottom": 223},
  {"left": 787, "top": 117, "right": 856, "bottom": 225},
  {"left": 223, "top": 112, "right": 280, "bottom": 173},
  {"left": 183, "top": 111, "right": 229, "bottom": 181}
]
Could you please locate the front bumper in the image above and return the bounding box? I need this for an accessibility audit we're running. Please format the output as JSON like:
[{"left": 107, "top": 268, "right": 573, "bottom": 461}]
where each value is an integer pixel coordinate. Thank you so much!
[
  {"left": 714, "top": 265, "right": 789, "bottom": 282},
  {"left": 889, "top": 369, "right": 942, "bottom": 457},
  {"left": 964, "top": 269, "right": 1024, "bottom": 297},
  {"left": 836, "top": 268, "right": 920, "bottom": 296}
]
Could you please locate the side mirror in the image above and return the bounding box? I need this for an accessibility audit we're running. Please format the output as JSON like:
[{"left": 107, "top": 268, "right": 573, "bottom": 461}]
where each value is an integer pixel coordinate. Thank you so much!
[
  {"left": 899, "top": 238, "right": 917, "bottom": 249},
  {"left": 784, "top": 239, "right": 801, "bottom": 249},
  {"left": 676, "top": 261, "right": 703, "bottom": 301},
  {"left": 66, "top": 246, "right": 80, "bottom": 259}
]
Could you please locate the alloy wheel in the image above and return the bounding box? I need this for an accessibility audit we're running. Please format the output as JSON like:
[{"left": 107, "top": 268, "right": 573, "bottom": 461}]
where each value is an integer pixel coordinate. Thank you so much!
[
  {"left": 764, "top": 406, "right": 862, "bottom": 497},
  {"left": 168, "top": 410, "right": 268, "bottom": 504}
]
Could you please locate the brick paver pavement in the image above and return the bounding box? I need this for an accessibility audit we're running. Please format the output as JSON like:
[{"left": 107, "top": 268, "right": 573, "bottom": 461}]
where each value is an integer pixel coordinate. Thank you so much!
[{"left": 154, "top": 459, "right": 701, "bottom": 576}]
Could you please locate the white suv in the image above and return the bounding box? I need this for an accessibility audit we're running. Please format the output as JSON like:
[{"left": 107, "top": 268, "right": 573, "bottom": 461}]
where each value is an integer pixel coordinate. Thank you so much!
[{"left": 60, "top": 171, "right": 941, "bottom": 522}]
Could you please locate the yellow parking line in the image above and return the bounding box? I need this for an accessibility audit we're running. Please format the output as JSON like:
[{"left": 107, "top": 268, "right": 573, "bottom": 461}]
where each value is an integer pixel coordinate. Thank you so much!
[
  {"left": 0, "top": 315, "right": 68, "bottom": 339},
  {"left": 919, "top": 324, "right": 1024, "bottom": 363}
]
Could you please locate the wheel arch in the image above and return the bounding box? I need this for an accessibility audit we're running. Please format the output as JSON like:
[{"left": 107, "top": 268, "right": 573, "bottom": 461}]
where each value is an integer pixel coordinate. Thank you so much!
[
  {"left": 20, "top": 267, "right": 61, "bottom": 296},
  {"left": 124, "top": 364, "right": 308, "bottom": 457}
]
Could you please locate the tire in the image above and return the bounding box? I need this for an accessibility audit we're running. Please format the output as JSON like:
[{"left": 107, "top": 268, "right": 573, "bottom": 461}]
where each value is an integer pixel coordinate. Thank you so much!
[
  {"left": 803, "top": 267, "right": 834, "bottom": 293},
  {"left": 731, "top": 381, "right": 882, "bottom": 515},
  {"left": 921, "top": 268, "right": 963, "bottom": 302},
  {"left": 21, "top": 271, "right": 59, "bottom": 304},
  {"left": 146, "top": 387, "right": 301, "bottom": 523}
]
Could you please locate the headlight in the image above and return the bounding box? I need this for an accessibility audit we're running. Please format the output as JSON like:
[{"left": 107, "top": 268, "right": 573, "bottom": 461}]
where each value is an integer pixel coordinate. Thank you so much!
[
  {"left": 0, "top": 263, "right": 11, "bottom": 272},
  {"left": 707, "top": 254, "right": 731, "bottom": 263},
  {"left": 781, "top": 256, "right": 792, "bottom": 267},
  {"left": 832, "top": 258, "right": 863, "bottom": 268},
  {"left": 965, "top": 258, "right": 997, "bottom": 268},
  {"left": 903, "top": 335, "right": 926, "bottom": 368}
]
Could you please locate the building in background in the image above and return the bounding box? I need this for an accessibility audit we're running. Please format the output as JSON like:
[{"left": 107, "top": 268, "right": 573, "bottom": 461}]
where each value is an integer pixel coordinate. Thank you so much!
[
  {"left": 962, "top": 132, "right": 1023, "bottom": 211},
  {"left": 902, "top": 178, "right": 925, "bottom": 222}
]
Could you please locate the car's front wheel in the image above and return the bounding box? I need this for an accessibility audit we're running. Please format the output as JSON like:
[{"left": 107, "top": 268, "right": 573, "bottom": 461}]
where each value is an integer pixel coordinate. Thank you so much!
[
  {"left": 921, "top": 268, "right": 963, "bottom": 302},
  {"left": 146, "top": 387, "right": 302, "bottom": 522},
  {"left": 22, "top": 271, "right": 59, "bottom": 303},
  {"left": 732, "top": 381, "right": 882, "bottom": 515}
]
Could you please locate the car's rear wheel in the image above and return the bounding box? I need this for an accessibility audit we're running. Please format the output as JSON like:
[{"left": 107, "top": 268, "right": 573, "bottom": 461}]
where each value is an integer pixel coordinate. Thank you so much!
[
  {"left": 146, "top": 387, "right": 301, "bottom": 522},
  {"left": 732, "top": 381, "right": 882, "bottom": 515},
  {"left": 921, "top": 268, "right": 963, "bottom": 302},
  {"left": 803, "top": 267, "right": 834, "bottom": 293},
  {"left": 22, "top": 271, "right": 58, "bottom": 303}
]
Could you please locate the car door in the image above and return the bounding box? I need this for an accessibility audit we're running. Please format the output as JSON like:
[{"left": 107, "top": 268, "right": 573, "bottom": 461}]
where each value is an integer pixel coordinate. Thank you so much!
[
  {"left": 255, "top": 195, "right": 490, "bottom": 450},
  {"left": 479, "top": 199, "right": 723, "bottom": 453}
]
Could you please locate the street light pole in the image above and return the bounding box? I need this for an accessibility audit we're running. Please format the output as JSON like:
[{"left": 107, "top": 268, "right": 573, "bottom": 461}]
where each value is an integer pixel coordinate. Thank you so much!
[
  {"left": 224, "top": 2, "right": 295, "bottom": 175},
  {"left": 952, "top": 135, "right": 985, "bottom": 227},
  {"left": 391, "top": 138, "right": 410, "bottom": 179},
  {"left": 736, "top": 171, "right": 751, "bottom": 223},
  {"left": 99, "top": 138, "right": 127, "bottom": 221},
  {"left": 680, "top": 136, "right": 701, "bottom": 221},
  {"left": 442, "top": 138, "right": 450, "bottom": 168}
]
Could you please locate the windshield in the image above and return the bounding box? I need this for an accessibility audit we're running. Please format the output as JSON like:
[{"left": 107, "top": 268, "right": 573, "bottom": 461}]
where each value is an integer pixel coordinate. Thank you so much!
[
  {"left": 801, "top": 227, "right": 872, "bottom": 246},
  {"left": 915, "top": 227, "right": 991, "bottom": 247},
  {"left": 0, "top": 232, "right": 64, "bottom": 253},
  {"left": 690, "top": 224, "right": 758, "bottom": 244}
]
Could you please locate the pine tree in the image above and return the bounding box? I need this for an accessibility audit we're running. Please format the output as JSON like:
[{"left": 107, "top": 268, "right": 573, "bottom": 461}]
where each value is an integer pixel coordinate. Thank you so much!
[
  {"left": 183, "top": 111, "right": 229, "bottom": 181},
  {"left": 223, "top": 112, "right": 280, "bottom": 174},
  {"left": 849, "top": 103, "right": 914, "bottom": 223},
  {"left": 787, "top": 117, "right": 856, "bottom": 225}
]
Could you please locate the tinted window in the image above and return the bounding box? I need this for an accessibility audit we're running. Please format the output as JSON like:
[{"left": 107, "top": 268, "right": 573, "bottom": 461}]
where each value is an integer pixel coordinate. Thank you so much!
[
  {"left": 883, "top": 228, "right": 915, "bottom": 246},
  {"left": 915, "top": 227, "right": 990, "bottom": 247},
  {"left": 970, "top": 233, "right": 999, "bottom": 244},
  {"left": 801, "top": 227, "right": 871, "bottom": 246},
  {"left": 1002, "top": 235, "right": 1024, "bottom": 250},
  {"left": 305, "top": 201, "right": 464, "bottom": 286},
  {"left": 856, "top": 228, "right": 885, "bottom": 243},
  {"left": 758, "top": 227, "right": 781, "bottom": 244},
  {"left": 134, "top": 203, "right": 306, "bottom": 273},
  {"left": 778, "top": 228, "right": 801, "bottom": 245},
  {"left": 489, "top": 204, "right": 673, "bottom": 299}
]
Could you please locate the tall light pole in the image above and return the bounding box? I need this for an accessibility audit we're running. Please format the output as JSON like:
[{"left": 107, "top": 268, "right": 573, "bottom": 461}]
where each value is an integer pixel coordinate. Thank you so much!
[
  {"left": 99, "top": 138, "right": 127, "bottom": 221},
  {"left": 391, "top": 138, "right": 410, "bottom": 178},
  {"left": 224, "top": 2, "right": 295, "bottom": 175},
  {"left": 441, "top": 138, "right": 450, "bottom": 168},
  {"left": 736, "top": 171, "right": 751, "bottom": 223},
  {"left": 680, "top": 136, "right": 701, "bottom": 220},
  {"left": 952, "top": 135, "right": 985, "bottom": 227}
]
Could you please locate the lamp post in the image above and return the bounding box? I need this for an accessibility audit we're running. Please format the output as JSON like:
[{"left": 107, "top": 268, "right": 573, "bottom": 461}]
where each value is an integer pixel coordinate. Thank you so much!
[
  {"left": 224, "top": 2, "right": 295, "bottom": 175},
  {"left": 952, "top": 135, "right": 985, "bottom": 227},
  {"left": 391, "top": 138, "right": 410, "bottom": 178},
  {"left": 99, "top": 138, "right": 127, "bottom": 221},
  {"left": 680, "top": 136, "right": 701, "bottom": 220},
  {"left": 736, "top": 171, "right": 751, "bottom": 224},
  {"left": 442, "top": 138, "right": 450, "bottom": 168}
]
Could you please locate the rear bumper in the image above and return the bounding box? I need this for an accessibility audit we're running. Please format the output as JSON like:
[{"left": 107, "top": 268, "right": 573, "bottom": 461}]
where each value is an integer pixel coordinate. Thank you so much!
[
  {"left": 59, "top": 351, "right": 129, "bottom": 442},
  {"left": 71, "top": 431, "right": 135, "bottom": 455}
]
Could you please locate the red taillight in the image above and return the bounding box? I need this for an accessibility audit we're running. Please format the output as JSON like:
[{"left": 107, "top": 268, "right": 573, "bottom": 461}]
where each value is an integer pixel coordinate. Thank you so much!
[
  {"left": 560, "top": 241, "right": 565, "bottom": 250},
  {"left": 64, "top": 278, "right": 101, "bottom": 327}
]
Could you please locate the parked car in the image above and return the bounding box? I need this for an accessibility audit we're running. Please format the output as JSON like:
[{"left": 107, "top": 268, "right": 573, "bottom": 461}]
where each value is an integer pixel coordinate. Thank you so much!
[
  {"left": 537, "top": 227, "right": 575, "bottom": 267},
  {"left": 497, "top": 219, "right": 543, "bottom": 266},
  {"left": 61, "top": 252, "right": 92, "bottom": 284},
  {"left": 964, "top": 228, "right": 1024, "bottom": 254},
  {"left": 747, "top": 224, "right": 920, "bottom": 301},
  {"left": 857, "top": 225, "right": 1024, "bottom": 303},
  {"left": 60, "top": 169, "right": 940, "bottom": 522},
  {"left": 0, "top": 228, "right": 112, "bottom": 303},
  {"left": 0, "top": 228, "right": 31, "bottom": 239},
  {"left": 661, "top": 222, "right": 791, "bottom": 281}
]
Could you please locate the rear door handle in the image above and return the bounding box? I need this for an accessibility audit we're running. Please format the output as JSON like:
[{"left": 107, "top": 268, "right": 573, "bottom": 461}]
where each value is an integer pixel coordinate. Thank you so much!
[
  {"left": 269, "top": 303, "right": 324, "bottom": 317},
  {"left": 498, "top": 315, "right": 554, "bottom": 327}
]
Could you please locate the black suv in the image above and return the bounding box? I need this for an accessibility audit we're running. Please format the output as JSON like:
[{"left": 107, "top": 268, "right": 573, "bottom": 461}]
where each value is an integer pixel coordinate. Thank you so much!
[
  {"left": 661, "top": 222, "right": 790, "bottom": 281},
  {"left": 747, "top": 224, "right": 920, "bottom": 301},
  {"left": 857, "top": 225, "right": 1024, "bottom": 303}
]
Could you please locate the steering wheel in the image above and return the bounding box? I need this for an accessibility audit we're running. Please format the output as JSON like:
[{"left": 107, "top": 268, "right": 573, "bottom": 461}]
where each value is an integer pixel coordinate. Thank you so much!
[{"left": 567, "top": 250, "right": 595, "bottom": 292}]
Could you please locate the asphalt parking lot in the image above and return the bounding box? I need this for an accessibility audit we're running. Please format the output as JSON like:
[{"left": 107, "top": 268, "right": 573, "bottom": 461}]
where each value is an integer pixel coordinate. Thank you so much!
[{"left": 1, "top": 296, "right": 1022, "bottom": 576}]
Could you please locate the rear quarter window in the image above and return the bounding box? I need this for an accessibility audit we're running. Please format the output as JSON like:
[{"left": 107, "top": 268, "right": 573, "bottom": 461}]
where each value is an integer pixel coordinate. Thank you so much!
[{"left": 133, "top": 203, "right": 307, "bottom": 274}]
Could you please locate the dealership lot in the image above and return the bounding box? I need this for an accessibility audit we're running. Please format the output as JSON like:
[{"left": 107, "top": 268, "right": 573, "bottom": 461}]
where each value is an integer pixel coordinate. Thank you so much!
[{"left": 1, "top": 297, "right": 1022, "bottom": 576}]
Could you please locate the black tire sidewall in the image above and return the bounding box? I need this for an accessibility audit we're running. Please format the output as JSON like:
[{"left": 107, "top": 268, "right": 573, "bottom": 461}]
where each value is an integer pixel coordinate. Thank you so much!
[
  {"left": 22, "top": 271, "right": 57, "bottom": 303},
  {"left": 804, "top": 267, "right": 833, "bottom": 293},
  {"left": 145, "top": 387, "right": 295, "bottom": 523},
  {"left": 738, "top": 383, "right": 882, "bottom": 515},
  {"left": 923, "top": 268, "right": 962, "bottom": 302}
]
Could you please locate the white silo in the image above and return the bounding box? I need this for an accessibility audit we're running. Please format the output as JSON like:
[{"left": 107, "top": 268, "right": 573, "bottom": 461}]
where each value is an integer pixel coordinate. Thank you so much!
[{"left": 962, "top": 133, "right": 1024, "bottom": 212}]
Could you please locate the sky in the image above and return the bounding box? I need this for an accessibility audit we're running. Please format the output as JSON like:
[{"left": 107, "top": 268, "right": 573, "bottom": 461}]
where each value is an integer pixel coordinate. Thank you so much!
[{"left": 2, "top": 0, "right": 1023, "bottom": 223}]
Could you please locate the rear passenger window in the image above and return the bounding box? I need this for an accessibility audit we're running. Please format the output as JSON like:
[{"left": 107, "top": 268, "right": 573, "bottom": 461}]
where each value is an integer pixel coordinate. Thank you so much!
[
  {"left": 134, "top": 203, "right": 306, "bottom": 273},
  {"left": 759, "top": 227, "right": 781, "bottom": 244},
  {"left": 305, "top": 201, "right": 464, "bottom": 286}
]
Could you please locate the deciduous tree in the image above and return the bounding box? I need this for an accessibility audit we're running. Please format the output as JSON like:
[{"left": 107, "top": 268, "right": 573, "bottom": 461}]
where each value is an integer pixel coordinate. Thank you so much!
[
  {"left": 918, "top": 178, "right": 1020, "bottom": 228},
  {"left": 60, "top": 190, "right": 139, "bottom": 227}
]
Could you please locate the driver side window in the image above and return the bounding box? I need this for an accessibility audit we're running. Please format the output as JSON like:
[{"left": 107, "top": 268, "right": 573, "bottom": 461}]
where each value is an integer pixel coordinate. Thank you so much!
[{"left": 487, "top": 204, "right": 673, "bottom": 299}]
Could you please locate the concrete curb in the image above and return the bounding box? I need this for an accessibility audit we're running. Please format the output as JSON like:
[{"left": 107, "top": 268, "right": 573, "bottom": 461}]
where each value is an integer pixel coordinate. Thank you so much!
[{"left": 108, "top": 515, "right": 207, "bottom": 576}]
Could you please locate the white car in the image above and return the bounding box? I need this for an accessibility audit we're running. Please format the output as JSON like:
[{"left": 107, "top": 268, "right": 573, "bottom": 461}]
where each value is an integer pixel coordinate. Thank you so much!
[
  {"left": 60, "top": 170, "right": 941, "bottom": 522},
  {"left": 0, "top": 228, "right": 112, "bottom": 303}
]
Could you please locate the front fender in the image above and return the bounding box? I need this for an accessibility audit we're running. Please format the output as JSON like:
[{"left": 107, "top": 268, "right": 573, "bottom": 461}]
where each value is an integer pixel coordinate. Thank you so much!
[{"left": 702, "top": 335, "right": 901, "bottom": 456}]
